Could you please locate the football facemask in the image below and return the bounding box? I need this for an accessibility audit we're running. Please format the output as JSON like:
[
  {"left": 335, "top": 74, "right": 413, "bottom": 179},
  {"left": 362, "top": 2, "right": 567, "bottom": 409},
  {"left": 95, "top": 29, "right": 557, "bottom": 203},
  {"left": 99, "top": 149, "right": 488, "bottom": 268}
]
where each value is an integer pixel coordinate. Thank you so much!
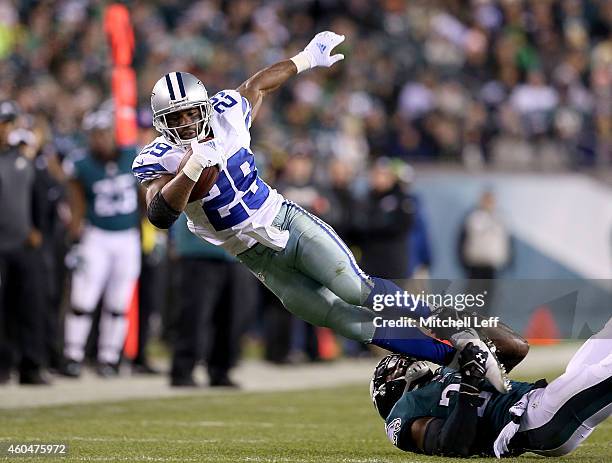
[{"left": 370, "top": 355, "right": 434, "bottom": 419}]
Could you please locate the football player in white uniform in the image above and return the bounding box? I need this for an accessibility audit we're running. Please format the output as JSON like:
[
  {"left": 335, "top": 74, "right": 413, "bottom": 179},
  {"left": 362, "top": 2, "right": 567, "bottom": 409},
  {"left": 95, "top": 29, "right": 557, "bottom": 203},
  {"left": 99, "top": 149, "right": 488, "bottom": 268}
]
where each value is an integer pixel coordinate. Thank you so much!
[{"left": 133, "top": 31, "right": 511, "bottom": 393}]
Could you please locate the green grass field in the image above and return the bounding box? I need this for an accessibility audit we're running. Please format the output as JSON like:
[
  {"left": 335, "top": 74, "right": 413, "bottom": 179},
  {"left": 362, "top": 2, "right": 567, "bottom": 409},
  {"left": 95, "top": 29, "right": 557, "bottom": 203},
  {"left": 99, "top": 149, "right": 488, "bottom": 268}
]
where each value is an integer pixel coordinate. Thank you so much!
[{"left": 0, "top": 382, "right": 610, "bottom": 463}]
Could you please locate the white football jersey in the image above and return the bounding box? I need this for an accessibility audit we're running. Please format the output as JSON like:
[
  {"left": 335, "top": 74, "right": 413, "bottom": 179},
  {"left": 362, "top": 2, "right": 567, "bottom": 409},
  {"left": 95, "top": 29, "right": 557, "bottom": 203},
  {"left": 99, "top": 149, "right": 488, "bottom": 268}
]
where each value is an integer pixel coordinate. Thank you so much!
[{"left": 132, "top": 89, "right": 288, "bottom": 255}]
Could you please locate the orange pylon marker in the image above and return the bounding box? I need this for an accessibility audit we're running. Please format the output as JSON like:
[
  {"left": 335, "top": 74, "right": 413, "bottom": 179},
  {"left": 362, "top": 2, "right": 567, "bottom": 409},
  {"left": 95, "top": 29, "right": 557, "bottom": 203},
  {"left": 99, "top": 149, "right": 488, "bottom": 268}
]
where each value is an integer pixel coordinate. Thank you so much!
[{"left": 524, "top": 306, "right": 560, "bottom": 345}]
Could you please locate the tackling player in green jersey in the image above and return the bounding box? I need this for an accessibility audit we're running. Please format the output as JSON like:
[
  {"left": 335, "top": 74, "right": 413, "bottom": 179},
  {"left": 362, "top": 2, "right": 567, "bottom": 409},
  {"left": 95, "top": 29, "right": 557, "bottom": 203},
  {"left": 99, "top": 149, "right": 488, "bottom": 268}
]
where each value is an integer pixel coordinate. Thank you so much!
[{"left": 371, "top": 317, "right": 612, "bottom": 458}]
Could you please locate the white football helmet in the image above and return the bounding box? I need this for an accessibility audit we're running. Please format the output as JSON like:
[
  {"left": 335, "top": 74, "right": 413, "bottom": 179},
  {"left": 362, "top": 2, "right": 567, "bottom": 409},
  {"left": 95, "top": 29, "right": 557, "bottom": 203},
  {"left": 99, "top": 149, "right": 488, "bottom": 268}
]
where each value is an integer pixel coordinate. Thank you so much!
[{"left": 151, "top": 71, "right": 213, "bottom": 146}]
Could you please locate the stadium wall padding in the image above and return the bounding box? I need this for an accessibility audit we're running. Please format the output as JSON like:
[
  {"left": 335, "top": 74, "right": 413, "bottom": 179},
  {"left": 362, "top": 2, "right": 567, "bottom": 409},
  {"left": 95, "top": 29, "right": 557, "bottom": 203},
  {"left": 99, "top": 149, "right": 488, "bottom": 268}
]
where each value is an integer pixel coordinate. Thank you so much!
[{"left": 413, "top": 172, "right": 612, "bottom": 337}]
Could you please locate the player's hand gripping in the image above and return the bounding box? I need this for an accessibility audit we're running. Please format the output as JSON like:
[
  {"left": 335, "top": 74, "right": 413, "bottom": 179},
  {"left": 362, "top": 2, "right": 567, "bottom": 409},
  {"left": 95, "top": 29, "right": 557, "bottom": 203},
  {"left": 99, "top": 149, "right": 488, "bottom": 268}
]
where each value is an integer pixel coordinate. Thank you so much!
[
  {"left": 291, "top": 31, "right": 345, "bottom": 73},
  {"left": 459, "top": 342, "right": 488, "bottom": 389},
  {"left": 404, "top": 361, "right": 431, "bottom": 390},
  {"left": 182, "top": 139, "right": 225, "bottom": 182},
  {"left": 191, "top": 139, "right": 224, "bottom": 169}
]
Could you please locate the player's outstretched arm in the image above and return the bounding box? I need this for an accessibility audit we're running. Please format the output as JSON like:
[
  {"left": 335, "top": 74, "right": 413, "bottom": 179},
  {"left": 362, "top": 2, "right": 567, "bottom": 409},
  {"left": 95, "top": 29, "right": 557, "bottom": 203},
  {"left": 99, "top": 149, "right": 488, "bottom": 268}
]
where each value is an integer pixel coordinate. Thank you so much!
[{"left": 237, "top": 31, "right": 345, "bottom": 121}]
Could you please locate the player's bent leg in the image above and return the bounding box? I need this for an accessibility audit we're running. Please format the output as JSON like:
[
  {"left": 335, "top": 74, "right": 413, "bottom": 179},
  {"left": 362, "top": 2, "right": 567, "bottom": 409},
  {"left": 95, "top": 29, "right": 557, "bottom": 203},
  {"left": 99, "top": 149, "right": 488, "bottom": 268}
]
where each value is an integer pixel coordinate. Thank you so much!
[
  {"left": 565, "top": 316, "right": 612, "bottom": 374},
  {"left": 517, "top": 324, "right": 612, "bottom": 456},
  {"left": 283, "top": 202, "right": 430, "bottom": 318},
  {"left": 279, "top": 201, "right": 370, "bottom": 306},
  {"left": 517, "top": 367, "right": 612, "bottom": 456},
  {"left": 238, "top": 246, "right": 455, "bottom": 363},
  {"left": 273, "top": 203, "right": 509, "bottom": 381}
]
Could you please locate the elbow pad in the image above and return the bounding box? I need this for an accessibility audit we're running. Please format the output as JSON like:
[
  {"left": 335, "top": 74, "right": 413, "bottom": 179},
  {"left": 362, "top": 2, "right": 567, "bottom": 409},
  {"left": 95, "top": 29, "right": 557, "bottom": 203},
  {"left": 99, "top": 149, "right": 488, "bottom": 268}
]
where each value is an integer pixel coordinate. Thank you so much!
[{"left": 147, "top": 191, "right": 180, "bottom": 229}]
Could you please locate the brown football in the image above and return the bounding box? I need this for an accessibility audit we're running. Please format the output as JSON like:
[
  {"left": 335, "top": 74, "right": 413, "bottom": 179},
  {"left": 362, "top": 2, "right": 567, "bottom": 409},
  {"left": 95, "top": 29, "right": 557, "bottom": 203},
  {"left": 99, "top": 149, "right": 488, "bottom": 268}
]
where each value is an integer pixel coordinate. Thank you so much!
[{"left": 178, "top": 147, "right": 220, "bottom": 202}]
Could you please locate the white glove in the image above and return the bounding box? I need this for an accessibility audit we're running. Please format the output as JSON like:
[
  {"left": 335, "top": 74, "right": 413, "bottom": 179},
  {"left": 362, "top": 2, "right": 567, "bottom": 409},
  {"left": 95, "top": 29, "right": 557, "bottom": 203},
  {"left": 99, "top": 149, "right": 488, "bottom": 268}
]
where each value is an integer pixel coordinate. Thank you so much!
[
  {"left": 183, "top": 139, "right": 225, "bottom": 182},
  {"left": 493, "top": 395, "right": 528, "bottom": 458},
  {"left": 291, "top": 31, "right": 345, "bottom": 73},
  {"left": 403, "top": 361, "right": 432, "bottom": 391},
  {"left": 191, "top": 139, "right": 225, "bottom": 170}
]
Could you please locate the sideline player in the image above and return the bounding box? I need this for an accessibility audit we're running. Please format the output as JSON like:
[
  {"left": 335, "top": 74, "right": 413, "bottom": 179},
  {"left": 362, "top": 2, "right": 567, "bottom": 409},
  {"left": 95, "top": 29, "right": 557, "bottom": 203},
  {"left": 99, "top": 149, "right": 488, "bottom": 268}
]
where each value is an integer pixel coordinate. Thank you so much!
[
  {"left": 132, "top": 31, "right": 510, "bottom": 392},
  {"left": 371, "top": 317, "right": 612, "bottom": 457},
  {"left": 61, "top": 110, "right": 141, "bottom": 377}
]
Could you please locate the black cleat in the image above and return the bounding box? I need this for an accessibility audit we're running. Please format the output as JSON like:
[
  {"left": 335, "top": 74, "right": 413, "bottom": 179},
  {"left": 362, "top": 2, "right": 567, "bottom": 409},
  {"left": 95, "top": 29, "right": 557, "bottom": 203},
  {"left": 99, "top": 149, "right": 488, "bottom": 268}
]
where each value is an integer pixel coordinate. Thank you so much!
[
  {"left": 170, "top": 376, "right": 199, "bottom": 387},
  {"left": 209, "top": 375, "right": 240, "bottom": 388},
  {"left": 96, "top": 362, "right": 119, "bottom": 378},
  {"left": 58, "top": 359, "right": 82, "bottom": 378},
  {"left": 132, "top": 362, "right": 161, "bottom": 375},
  {"left": 19, "top": 369, "right": 51, "bottom": 385}
]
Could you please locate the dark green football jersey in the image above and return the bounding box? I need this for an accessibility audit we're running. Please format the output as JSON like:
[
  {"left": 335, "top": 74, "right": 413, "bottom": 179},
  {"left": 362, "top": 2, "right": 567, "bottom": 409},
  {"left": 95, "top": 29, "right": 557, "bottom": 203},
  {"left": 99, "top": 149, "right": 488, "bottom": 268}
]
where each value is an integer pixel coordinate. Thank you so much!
[
  {"left": 73, "top": 148, "right": 139, "bottom": 231},
  {"left": 385, "top": 367, "right": 535, "bottom": 456}
]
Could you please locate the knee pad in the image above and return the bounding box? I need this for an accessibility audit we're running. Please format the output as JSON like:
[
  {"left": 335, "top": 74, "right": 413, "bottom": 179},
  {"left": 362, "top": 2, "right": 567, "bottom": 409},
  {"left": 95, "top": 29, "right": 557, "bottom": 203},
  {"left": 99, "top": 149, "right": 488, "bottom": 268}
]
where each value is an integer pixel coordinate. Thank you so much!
[
  {"left": 70, "top": 307, "right": 92, "bottom": 317},
  {"left": 104, "top": 309, "right": 126, "bottom": 318}
]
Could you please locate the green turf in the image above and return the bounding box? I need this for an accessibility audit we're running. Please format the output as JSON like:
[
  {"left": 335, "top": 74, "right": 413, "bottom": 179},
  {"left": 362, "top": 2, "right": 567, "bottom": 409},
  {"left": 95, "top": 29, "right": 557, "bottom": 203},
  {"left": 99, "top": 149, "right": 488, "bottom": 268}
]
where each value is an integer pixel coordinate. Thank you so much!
[{"left": 0, "top": 384, "right": 609, "bottom": 462}]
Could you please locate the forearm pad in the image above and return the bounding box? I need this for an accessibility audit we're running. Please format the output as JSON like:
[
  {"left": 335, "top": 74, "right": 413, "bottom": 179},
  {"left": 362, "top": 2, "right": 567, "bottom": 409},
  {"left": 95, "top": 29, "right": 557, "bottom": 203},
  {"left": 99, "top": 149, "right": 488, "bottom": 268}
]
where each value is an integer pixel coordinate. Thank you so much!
[
  {"left": 147, "top": 191, "right": 180, "bottom": 229},
  {"left": 423, "top": 387, "right": 482, "bottom": 457}
]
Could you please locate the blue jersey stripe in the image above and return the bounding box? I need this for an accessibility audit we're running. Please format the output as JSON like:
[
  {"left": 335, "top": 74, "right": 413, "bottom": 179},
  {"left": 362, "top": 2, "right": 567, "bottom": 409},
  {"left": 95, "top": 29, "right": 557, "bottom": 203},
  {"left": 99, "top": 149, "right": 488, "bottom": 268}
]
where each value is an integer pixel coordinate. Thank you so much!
[
  {"left": 133, "top": 162, "right": 167, "bottom": 173},
  {"left": 241, "top": 96, "right": 252, "bottom": 128}
]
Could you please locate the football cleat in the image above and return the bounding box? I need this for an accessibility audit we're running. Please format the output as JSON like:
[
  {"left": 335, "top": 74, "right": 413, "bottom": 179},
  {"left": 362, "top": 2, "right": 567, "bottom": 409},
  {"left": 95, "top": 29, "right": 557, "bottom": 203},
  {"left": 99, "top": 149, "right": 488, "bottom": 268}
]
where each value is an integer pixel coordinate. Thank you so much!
[
  {"left": 58, "top": 359, "right": 82, "bottom": 378},
  {"left": 450, "top": 329, "right": 511, "bottom": 394},
  {"left": 96, "top": 362, "right": 119, "bottom": 378}
]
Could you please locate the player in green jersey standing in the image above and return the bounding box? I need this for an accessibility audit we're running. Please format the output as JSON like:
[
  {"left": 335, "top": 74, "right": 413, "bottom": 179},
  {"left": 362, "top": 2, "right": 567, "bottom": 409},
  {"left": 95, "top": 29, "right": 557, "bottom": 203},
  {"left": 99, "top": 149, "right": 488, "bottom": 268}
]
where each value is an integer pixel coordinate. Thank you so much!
[{"left": 60, "top": 110, "right": 141, "bottom": 378}]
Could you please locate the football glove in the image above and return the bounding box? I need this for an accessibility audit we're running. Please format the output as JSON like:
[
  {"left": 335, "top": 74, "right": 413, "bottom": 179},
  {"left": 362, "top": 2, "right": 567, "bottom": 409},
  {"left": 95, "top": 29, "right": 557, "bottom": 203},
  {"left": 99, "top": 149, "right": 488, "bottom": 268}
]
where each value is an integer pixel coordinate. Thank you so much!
[
  {"left": 404, "top": 361, "right": 433, "bottom": 391},
  {"left": 291, "top": 31, "right": 345, "bottom": 73},
  {"left": 458, "top": 342, "right": 488, "bottom": 390},
  {"left": 189, "top": 139, "right": 225, "bottom": 171}
]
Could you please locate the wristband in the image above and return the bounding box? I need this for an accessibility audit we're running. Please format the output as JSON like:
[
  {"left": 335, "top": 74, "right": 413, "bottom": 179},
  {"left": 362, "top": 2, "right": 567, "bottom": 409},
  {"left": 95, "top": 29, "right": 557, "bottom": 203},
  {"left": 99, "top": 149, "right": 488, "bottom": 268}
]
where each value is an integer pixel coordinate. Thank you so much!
[
  {"left": 182, "top": 157, "right": 204, "bottom": 182},
  {"left": 290, "top": 51, "right": 312, "bottom": 74}
]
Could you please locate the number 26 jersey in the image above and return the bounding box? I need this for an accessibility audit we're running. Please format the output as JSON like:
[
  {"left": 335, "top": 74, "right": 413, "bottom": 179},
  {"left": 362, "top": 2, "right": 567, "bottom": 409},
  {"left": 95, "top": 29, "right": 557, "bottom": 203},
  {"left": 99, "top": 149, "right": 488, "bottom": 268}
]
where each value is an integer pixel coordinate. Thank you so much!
[{"left": 132, "top": 89, "right": 288, "bottom": 255}]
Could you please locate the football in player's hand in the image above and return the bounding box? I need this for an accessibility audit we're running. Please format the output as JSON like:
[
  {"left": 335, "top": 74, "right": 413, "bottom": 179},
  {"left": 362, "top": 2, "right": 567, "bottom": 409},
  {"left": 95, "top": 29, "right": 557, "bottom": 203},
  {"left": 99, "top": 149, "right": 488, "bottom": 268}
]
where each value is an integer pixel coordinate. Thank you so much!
[{"left": 178, "top": 147, "right": 219, "bottom": 202}]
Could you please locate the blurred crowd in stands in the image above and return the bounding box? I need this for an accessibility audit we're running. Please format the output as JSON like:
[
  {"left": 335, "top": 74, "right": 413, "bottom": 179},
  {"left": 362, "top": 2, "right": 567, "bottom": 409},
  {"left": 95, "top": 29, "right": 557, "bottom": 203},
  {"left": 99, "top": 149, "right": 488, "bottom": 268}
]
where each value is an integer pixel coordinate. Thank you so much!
[
  {"left": 0, "top": 0, "right": 610, "bottom": 385},
  {"left": 1, "top": 0, "right": 611, "bottom": 170}
]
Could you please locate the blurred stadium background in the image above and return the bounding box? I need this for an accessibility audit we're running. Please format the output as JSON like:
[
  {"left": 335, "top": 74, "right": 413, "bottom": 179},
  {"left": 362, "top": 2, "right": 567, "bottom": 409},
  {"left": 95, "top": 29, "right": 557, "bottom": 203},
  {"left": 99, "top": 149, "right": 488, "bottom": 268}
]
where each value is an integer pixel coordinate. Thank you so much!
[{"left": 0, "top": 0, "right": 611, "bottom": 460}]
